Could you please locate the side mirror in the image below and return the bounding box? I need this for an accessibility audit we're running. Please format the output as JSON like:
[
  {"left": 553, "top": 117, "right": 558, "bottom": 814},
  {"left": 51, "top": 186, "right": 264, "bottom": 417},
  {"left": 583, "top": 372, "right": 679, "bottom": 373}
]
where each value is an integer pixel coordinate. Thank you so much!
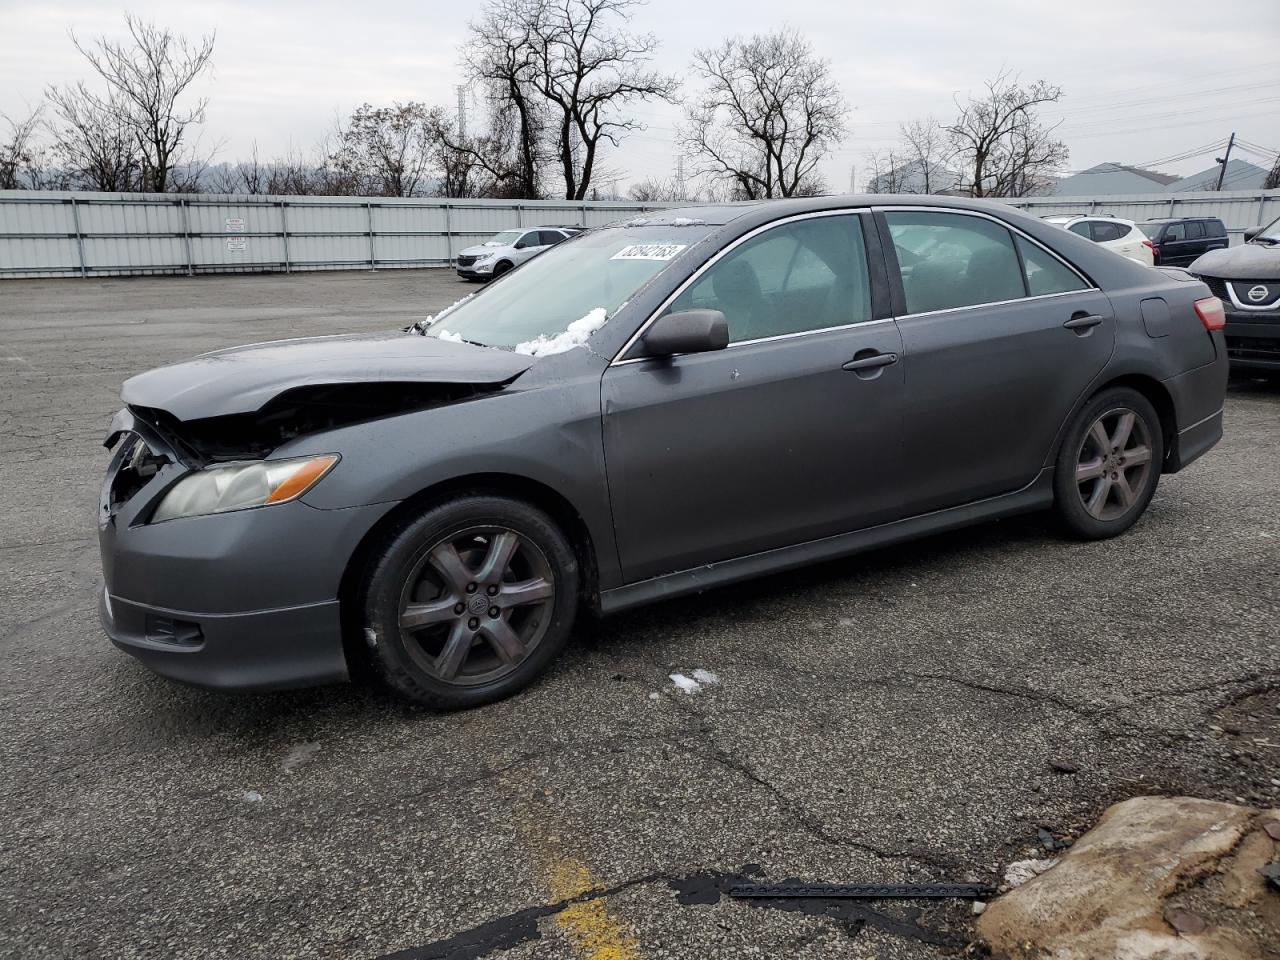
[
  {"left": 642, "top": 310, "right": 729, "bottom": 358},
  {"left": 1243, "top": 225, "right": 1262, "bottom": 242}
]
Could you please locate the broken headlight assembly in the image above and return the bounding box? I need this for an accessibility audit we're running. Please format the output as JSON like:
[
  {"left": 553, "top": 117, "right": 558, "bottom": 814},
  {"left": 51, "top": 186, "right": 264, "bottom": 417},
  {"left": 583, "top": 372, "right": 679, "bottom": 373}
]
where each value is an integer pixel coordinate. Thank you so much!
[{"left": 150, "top": 454, "right": 339, "bottom": 523}]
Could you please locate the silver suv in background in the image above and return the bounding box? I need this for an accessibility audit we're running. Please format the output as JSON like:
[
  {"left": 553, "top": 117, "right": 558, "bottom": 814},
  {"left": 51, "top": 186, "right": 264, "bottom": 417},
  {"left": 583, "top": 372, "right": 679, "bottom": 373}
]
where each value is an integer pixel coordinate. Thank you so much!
[{"left": 455, "top": 226, "right": 583, "bottom": 281}]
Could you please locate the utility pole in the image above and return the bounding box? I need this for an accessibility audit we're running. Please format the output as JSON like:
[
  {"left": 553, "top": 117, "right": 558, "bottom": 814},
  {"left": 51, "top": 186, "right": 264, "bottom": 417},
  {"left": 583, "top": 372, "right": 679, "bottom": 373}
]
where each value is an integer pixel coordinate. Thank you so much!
[
  {"left": 456, "top": 85, "right": 468, "bottom": 139},
  {"left": 674, "top": 155, "right": 686, "bottom": 200},
  {"left": 1214, "top": 132, "right": 1235, "bottom": 191}
]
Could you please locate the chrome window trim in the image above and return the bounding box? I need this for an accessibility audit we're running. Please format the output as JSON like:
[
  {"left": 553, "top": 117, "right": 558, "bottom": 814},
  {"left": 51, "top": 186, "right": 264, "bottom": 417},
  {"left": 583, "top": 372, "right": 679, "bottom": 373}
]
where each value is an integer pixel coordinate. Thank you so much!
[
  {"left": 609, "top": 209, "right": 877, "bottom": 365},
  {"left": 878, "top": 204, "right": 1097, "bottom": 297},
  {"left": 609, "top": 205, "right": 1102, "bottom": 366},
  {"left": 1226, "top": 281, "right": 1280, "bottom": 312}
]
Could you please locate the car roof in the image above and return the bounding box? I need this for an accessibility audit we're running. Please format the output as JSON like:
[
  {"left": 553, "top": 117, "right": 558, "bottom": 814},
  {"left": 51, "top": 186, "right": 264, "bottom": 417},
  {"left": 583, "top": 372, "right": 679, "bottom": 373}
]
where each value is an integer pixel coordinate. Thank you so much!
[{"left": 1138, "top": 217, "right": 1221, "bottom": 224}]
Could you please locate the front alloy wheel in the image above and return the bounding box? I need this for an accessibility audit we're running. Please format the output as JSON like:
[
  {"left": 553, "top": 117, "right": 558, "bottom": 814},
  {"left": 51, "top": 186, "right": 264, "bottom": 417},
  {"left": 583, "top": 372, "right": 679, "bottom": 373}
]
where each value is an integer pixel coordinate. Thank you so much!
[
  {"left": 361, "top": 495, "right": 579, "bottom": 709},
  {"left": 398, "top": 527, "right": 554, "bottom": 686}
]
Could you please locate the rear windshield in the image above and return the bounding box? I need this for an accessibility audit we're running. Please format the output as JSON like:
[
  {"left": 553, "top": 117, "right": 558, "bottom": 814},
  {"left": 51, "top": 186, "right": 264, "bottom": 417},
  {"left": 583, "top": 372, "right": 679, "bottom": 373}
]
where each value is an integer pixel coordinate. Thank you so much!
[{"left": 428, "top": 222, "right": 716, "bottom": 350}]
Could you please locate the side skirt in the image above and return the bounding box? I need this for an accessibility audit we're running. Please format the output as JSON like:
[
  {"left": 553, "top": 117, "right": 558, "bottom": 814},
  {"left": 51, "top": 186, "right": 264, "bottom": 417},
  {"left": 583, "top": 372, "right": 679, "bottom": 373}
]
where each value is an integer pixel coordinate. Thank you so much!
[{"left": 598, "top": 467, "right": 1056, "bottom": 615}]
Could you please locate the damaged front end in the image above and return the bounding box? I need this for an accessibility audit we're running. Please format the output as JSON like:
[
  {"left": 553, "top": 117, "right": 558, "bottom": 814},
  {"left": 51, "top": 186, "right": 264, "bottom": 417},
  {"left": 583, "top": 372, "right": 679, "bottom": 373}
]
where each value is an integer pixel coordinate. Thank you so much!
[{"left": 115, "top": 380, "right": 511, "bottom": 467}]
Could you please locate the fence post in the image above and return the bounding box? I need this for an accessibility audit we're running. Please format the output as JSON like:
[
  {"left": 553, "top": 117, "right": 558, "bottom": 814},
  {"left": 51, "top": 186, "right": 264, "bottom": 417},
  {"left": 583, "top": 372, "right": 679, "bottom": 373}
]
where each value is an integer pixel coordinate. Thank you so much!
[
  {"left": 366, "top": 201, "right": 376, "bottom": 271},
  {"left": 1169, "top": 196, "right": 1177, "bottom": 218},
  {"left": 515, "top": 203, "right": 524, "bottom": 228},
  {"left": 280, "top": 201, "right": 291, "bottom": 274},
  {"left": 179, "top": 198, "right": 194, "bottom": 276},
  {"left": 580, "top": 201, "right": 587, "bottom": 227},
  {"left": 69, "top": 197, "right": 87, "bottom": 278},
  {"left": 1259, "top": 193, "right": 1268, "bottom": 226},
  {"left": 444, "top": 201, "right": 453, "bottom": 267}
]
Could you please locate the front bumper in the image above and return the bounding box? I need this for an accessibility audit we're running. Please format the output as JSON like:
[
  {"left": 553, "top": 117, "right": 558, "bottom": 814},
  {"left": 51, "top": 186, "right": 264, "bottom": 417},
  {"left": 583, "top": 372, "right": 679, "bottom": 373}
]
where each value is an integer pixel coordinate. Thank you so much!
[
  {"left": 1221, "top": 295, "right": 1280, "bottom": 371},
  {"left": 98, "top": 409, "right": 396, "bottom": 691},
  {"left": 456, "top": 261, "right": 495, "bottom": 280}
]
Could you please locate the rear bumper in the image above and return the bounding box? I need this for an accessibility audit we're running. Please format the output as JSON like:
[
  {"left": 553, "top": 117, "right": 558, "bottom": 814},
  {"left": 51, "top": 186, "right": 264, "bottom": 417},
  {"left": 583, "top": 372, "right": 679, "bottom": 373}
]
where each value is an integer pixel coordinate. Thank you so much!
[{"left": 1161, "top": 346, "right": 1229, "bottom": 473}]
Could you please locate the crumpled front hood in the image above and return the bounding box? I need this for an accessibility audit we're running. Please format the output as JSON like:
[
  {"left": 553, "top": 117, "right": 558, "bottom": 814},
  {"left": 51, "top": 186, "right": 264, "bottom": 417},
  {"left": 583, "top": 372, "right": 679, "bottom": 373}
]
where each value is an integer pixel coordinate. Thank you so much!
[
  {"left": 122, "top": 330, "right": 533, "bottom": 420},
  {"left": 1191, "top": 243, "right": 1280, "bottom": 281}
]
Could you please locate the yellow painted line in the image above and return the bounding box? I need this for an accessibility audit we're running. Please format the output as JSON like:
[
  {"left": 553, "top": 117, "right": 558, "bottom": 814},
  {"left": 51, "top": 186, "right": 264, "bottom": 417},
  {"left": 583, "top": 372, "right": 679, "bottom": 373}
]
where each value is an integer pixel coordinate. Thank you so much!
[{"left": 544, "top": 856, "right": 641, "bottom": 960}]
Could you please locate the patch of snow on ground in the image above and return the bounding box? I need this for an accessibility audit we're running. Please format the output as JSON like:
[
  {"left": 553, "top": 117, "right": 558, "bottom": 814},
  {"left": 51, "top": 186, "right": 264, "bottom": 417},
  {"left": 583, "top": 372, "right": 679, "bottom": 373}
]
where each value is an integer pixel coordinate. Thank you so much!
[
  {"left": 282, "top": 742, "right": 321, "bottom": 772},
  {"left": 514, "top": 307, "right": 608, "bottom": 357},
  {"left": 669, "top": 673, "right": 701, "bottom": 694},
  {"left": 691, "top": 668, "right": 719, "bottom": 685},
  {"left": 435, "top": 329, "right": 465, "bottom": 343},
  {"left": 1004, "top": 858, "right": 1058, "bottom": 887},
  {"left": 243, "top": 790, "right": 263, "bottom": 802}
]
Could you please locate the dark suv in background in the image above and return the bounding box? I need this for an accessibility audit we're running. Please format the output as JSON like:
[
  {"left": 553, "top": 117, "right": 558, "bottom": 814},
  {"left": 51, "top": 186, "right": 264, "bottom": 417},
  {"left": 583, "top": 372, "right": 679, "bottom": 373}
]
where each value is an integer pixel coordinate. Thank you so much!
[
  {"left": 1139, "top": 217, "right": 1229, "bottom": 267},
  {"left": 1190, "top": 215, "right": 1280, "bottom": 376}
]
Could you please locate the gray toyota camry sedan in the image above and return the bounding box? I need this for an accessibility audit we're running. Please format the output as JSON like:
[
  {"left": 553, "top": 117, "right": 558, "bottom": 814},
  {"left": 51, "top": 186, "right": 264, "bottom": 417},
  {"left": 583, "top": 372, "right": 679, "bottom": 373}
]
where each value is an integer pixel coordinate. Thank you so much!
[{"left": 99, "top": 196, "right": 1228, "bottom": 708}]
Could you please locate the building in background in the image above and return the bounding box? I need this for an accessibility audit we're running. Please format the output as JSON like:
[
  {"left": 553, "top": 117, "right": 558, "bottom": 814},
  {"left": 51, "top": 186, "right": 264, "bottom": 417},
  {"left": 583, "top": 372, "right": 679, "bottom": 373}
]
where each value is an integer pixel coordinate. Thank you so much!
[
  {"left": 1165, "top": 158, "right": 1269, "bottom": 192},
  {"left": 1051, "top": 162, "right": 1178, "bottom": 197}
]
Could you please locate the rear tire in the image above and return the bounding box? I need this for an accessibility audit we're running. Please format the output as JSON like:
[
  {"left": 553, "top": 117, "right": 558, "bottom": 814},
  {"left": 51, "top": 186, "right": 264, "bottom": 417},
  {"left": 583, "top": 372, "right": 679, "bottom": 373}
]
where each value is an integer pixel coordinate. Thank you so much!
[
  {"left": 360, "top": 495, "right": 579, "bottom": 709},
  {"left": 1052, "top": 387, "right": 1164, "bottom": 540}
]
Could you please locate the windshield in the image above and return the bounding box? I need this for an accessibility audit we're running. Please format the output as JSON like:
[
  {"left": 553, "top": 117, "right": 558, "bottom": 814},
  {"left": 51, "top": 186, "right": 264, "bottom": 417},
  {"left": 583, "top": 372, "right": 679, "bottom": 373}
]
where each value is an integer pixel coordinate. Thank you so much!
[
  {"left": 429, "top": 223, "right": 715, "bottom": 351},
  {"left": 1253, "top": 215, "right": 1280, "bottom": 244},
  {"left": 485, "top": 230, "right": 524, "bottom": 247}
]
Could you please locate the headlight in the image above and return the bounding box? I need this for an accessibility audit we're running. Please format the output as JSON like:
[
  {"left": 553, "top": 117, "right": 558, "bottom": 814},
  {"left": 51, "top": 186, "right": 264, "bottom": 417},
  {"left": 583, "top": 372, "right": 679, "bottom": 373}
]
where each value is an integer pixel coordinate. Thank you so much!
[
  {"left": 474, "top": 252, "right": 495, "bottom": 262},
  {"left": 150, "top": 454, "right": 339, "bottom": 523}
]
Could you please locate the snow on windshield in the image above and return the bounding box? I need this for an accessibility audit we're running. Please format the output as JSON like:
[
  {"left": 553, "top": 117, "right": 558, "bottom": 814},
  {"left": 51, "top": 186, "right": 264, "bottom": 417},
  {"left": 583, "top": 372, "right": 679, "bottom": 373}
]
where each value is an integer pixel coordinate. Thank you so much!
[{"left": 514, "top": 308, "right": 608, "bottom": 357}]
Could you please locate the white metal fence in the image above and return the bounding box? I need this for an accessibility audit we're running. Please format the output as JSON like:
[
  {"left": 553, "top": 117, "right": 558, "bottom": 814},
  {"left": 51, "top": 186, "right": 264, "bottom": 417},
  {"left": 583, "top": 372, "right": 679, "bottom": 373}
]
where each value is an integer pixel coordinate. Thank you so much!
[
  {"left": 1000, "top": 189, "right": 1279, "bottom": 241},
  {"left": 1, "top": 188, "right": 1276, "bottom": 279},
  {"left": 0, "top": 191, "right": 677, "bottom": 279}
]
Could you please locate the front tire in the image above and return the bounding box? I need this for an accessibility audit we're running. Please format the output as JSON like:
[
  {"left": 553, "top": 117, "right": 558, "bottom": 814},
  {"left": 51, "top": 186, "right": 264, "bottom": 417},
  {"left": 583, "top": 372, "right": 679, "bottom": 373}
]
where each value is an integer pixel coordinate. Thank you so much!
[
  {"left": 1052, "top": 387, "right": 1164, "bottom": 540},
  {"left": 360, "top": 495, "right": 579, "bottom": 709}
]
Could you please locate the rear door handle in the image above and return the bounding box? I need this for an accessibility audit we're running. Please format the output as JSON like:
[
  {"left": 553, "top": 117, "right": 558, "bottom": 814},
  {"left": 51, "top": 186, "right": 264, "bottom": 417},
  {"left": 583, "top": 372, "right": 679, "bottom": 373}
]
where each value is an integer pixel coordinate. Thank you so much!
[
  {"left": 1063, "top": 314, "right": 1104, "bottom": 331},
  {"left": 842, "top": 352, "right": 898, "bottom": 371}
]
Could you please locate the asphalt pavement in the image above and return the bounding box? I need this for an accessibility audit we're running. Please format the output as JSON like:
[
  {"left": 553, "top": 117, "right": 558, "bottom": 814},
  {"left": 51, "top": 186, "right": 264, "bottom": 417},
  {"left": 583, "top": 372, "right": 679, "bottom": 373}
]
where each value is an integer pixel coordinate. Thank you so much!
[{"left": 1, "top": 269, "right": 1277, "bottom": 959}]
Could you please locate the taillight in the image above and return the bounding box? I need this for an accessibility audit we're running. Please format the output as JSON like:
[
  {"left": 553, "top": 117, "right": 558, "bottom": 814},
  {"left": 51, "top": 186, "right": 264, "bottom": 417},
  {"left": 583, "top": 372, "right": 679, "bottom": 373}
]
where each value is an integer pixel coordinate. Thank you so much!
[
  {"left": 1141, "top": 239, "right": 1155, "bottom": 252},
  {"left": 1193, "top": 296, "right": 1225, "bottom": 331}
]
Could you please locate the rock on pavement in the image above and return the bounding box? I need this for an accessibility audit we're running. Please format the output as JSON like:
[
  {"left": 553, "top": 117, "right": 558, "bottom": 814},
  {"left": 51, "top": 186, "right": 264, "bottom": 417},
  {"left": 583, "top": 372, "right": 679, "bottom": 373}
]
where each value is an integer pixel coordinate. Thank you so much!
[{"left": 977, "top": 795, "right": 1280, "bottom": 959}]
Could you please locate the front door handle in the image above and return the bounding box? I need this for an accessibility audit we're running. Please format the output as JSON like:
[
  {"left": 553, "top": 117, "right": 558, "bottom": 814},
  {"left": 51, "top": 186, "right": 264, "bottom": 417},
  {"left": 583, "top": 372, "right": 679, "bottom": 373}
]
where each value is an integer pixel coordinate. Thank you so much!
[
  {"left": 1063, "top": 314, "right": 1105, "bottom": 332},
  {"left": 842, "top": 351, "right": 898, "bottom": 372}
]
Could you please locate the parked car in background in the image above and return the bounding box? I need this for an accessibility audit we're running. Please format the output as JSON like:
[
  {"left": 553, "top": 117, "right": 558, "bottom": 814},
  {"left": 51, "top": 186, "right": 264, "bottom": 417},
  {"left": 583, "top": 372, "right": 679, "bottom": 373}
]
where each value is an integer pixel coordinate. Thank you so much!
[
  {"left": 1138, "top": 217, "right": 1229, "bottom": 267},
  {"left": 455, "top": 226, "right": 580, "bottom": 281},
  {"left": 1189, "top": 215, "right": 1280, "bottom": 376},
  {"left": 1044, "top": 215, "right": 1154, "bottom": 266},
  {"left": 98, "top": 197, "right": 1228, "bottom": 708}
]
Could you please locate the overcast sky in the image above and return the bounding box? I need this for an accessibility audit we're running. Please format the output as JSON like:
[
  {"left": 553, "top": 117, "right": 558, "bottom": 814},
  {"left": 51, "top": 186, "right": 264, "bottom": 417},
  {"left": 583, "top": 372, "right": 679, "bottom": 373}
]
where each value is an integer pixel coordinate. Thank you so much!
[{"left": 2, "top": 0, "right": 1277, "bottom": 192}]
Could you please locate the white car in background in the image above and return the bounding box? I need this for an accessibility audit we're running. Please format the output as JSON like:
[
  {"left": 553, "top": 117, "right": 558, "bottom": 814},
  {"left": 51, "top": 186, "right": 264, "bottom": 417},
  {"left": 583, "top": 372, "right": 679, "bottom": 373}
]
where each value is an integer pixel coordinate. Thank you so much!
[
  {"left": 454, "top": 226, "right": 582, "bottom": 281},
  {"left": 1044, "top": 215, "right": 1155, "bottom": 267}
]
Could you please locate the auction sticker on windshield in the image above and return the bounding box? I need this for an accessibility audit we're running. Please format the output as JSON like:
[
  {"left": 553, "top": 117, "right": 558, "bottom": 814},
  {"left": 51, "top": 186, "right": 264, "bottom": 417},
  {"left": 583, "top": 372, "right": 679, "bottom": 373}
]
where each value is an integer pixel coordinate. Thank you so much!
[{"left": 610, "top": 244, "right": 687, "bottom": 261}]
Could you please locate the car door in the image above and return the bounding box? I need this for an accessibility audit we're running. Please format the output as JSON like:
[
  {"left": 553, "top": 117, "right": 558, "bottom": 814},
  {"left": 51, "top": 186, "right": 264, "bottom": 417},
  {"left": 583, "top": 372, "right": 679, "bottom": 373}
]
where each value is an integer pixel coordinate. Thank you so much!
[
  {"left": 1161, "top": 221, "right": 1189, "bottom": 265},
  {"left": 601, "top": 212, "right": 906, "bottom": 583},
  {"left": 511, "top": 231, "right": 546, "bottom": 265},
  {"left": 880, "top": 208, "right": 1116, "bottom": 516},
  {"left": 1183, "top": 220, "right": 1208, "bottom": 263}
]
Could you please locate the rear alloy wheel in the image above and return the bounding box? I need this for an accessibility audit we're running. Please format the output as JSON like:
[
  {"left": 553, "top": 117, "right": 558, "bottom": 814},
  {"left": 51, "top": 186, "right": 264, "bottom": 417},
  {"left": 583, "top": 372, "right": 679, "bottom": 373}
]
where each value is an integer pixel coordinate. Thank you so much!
[
  {"left": 1053, "top": 387, "right": 1163, "bottom": 539},
  {"left": 361, "top": 496, "right": 578, "bottom": 708}
]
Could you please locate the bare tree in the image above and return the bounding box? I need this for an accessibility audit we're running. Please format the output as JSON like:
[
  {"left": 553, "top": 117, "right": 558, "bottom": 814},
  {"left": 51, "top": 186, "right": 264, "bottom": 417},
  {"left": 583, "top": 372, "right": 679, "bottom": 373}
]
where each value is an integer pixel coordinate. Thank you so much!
[
  {"left": 627, "top": 175, "right": 683, "bottom": 201},
  {"left": 330, "top": 102, "right": 438, "bottom": 197},
  {"left": 465, "top": 0, "right": 678, "bottom": 200},
  {"left": 862, "top": 147, "right": 911, "bottom": 193},
  {"left": 682, "top": 29, "right": 847, "bottom": 199},
  {"left": 1263, "top": 155, "right": 1280, "bottom": 191},
  {"left": 46, "top": 81, "right": 140, "bottom": 190},
  {"left": 0, "top": 107, "right": 48, "bottom": 189},
  {"left": 947, "top": 71, "right": 1066, "bottom": 198},
  {"left": 69, "top": 15, "right": 214, "bottom": 192},
  {"left": 899, "top": 117, "right": 950, "bottom": 194}
]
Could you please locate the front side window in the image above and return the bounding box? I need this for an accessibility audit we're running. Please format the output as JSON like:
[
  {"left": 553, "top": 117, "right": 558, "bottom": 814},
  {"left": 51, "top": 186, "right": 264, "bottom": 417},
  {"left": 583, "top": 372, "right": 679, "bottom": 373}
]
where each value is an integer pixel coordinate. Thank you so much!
[
  {"left": 885, "top": 211, "right": 1025, "bottom": 314},
  {"left": 1016, "top": 237, "right": 1089, "bottom": 297},
  {"left": 665, "top": 215, "right": 872, "bottom": 343}
]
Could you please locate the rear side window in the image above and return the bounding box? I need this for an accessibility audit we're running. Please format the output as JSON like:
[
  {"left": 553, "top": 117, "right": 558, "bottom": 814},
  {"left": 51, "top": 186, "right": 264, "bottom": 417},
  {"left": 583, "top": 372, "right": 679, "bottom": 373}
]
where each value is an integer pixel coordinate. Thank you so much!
[
  {"left": 1068, "top": 221, "right": 1091, "bottom": 238},
  {"left": 537, "top": 230, "right": 564, "bottom": 246},
  {"left": 1090, "top": 221, "right": 1125, "bottom": 243},
  {"left": 885, "top": 211, "right": 1025, "bottom": 314},
  {"left": 1015, "top": 237, "right": 1089, "bottom": 297},
  {"left": 668, "top": 214, "right": 872, "bottom": 342},
  {"left": 1186, "top": 221, "right": 1206, "bottom": 240},
  {"left": 1206, "top": 219, "right": 1227, "bottom": 238}
]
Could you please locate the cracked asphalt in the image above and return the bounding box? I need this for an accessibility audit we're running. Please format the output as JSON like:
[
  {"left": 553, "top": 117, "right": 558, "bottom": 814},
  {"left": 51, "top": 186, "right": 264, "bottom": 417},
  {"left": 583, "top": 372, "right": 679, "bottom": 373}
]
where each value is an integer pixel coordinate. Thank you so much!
[{"left": 1, "top": 270, "right": 1277, "bottom": 959}]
